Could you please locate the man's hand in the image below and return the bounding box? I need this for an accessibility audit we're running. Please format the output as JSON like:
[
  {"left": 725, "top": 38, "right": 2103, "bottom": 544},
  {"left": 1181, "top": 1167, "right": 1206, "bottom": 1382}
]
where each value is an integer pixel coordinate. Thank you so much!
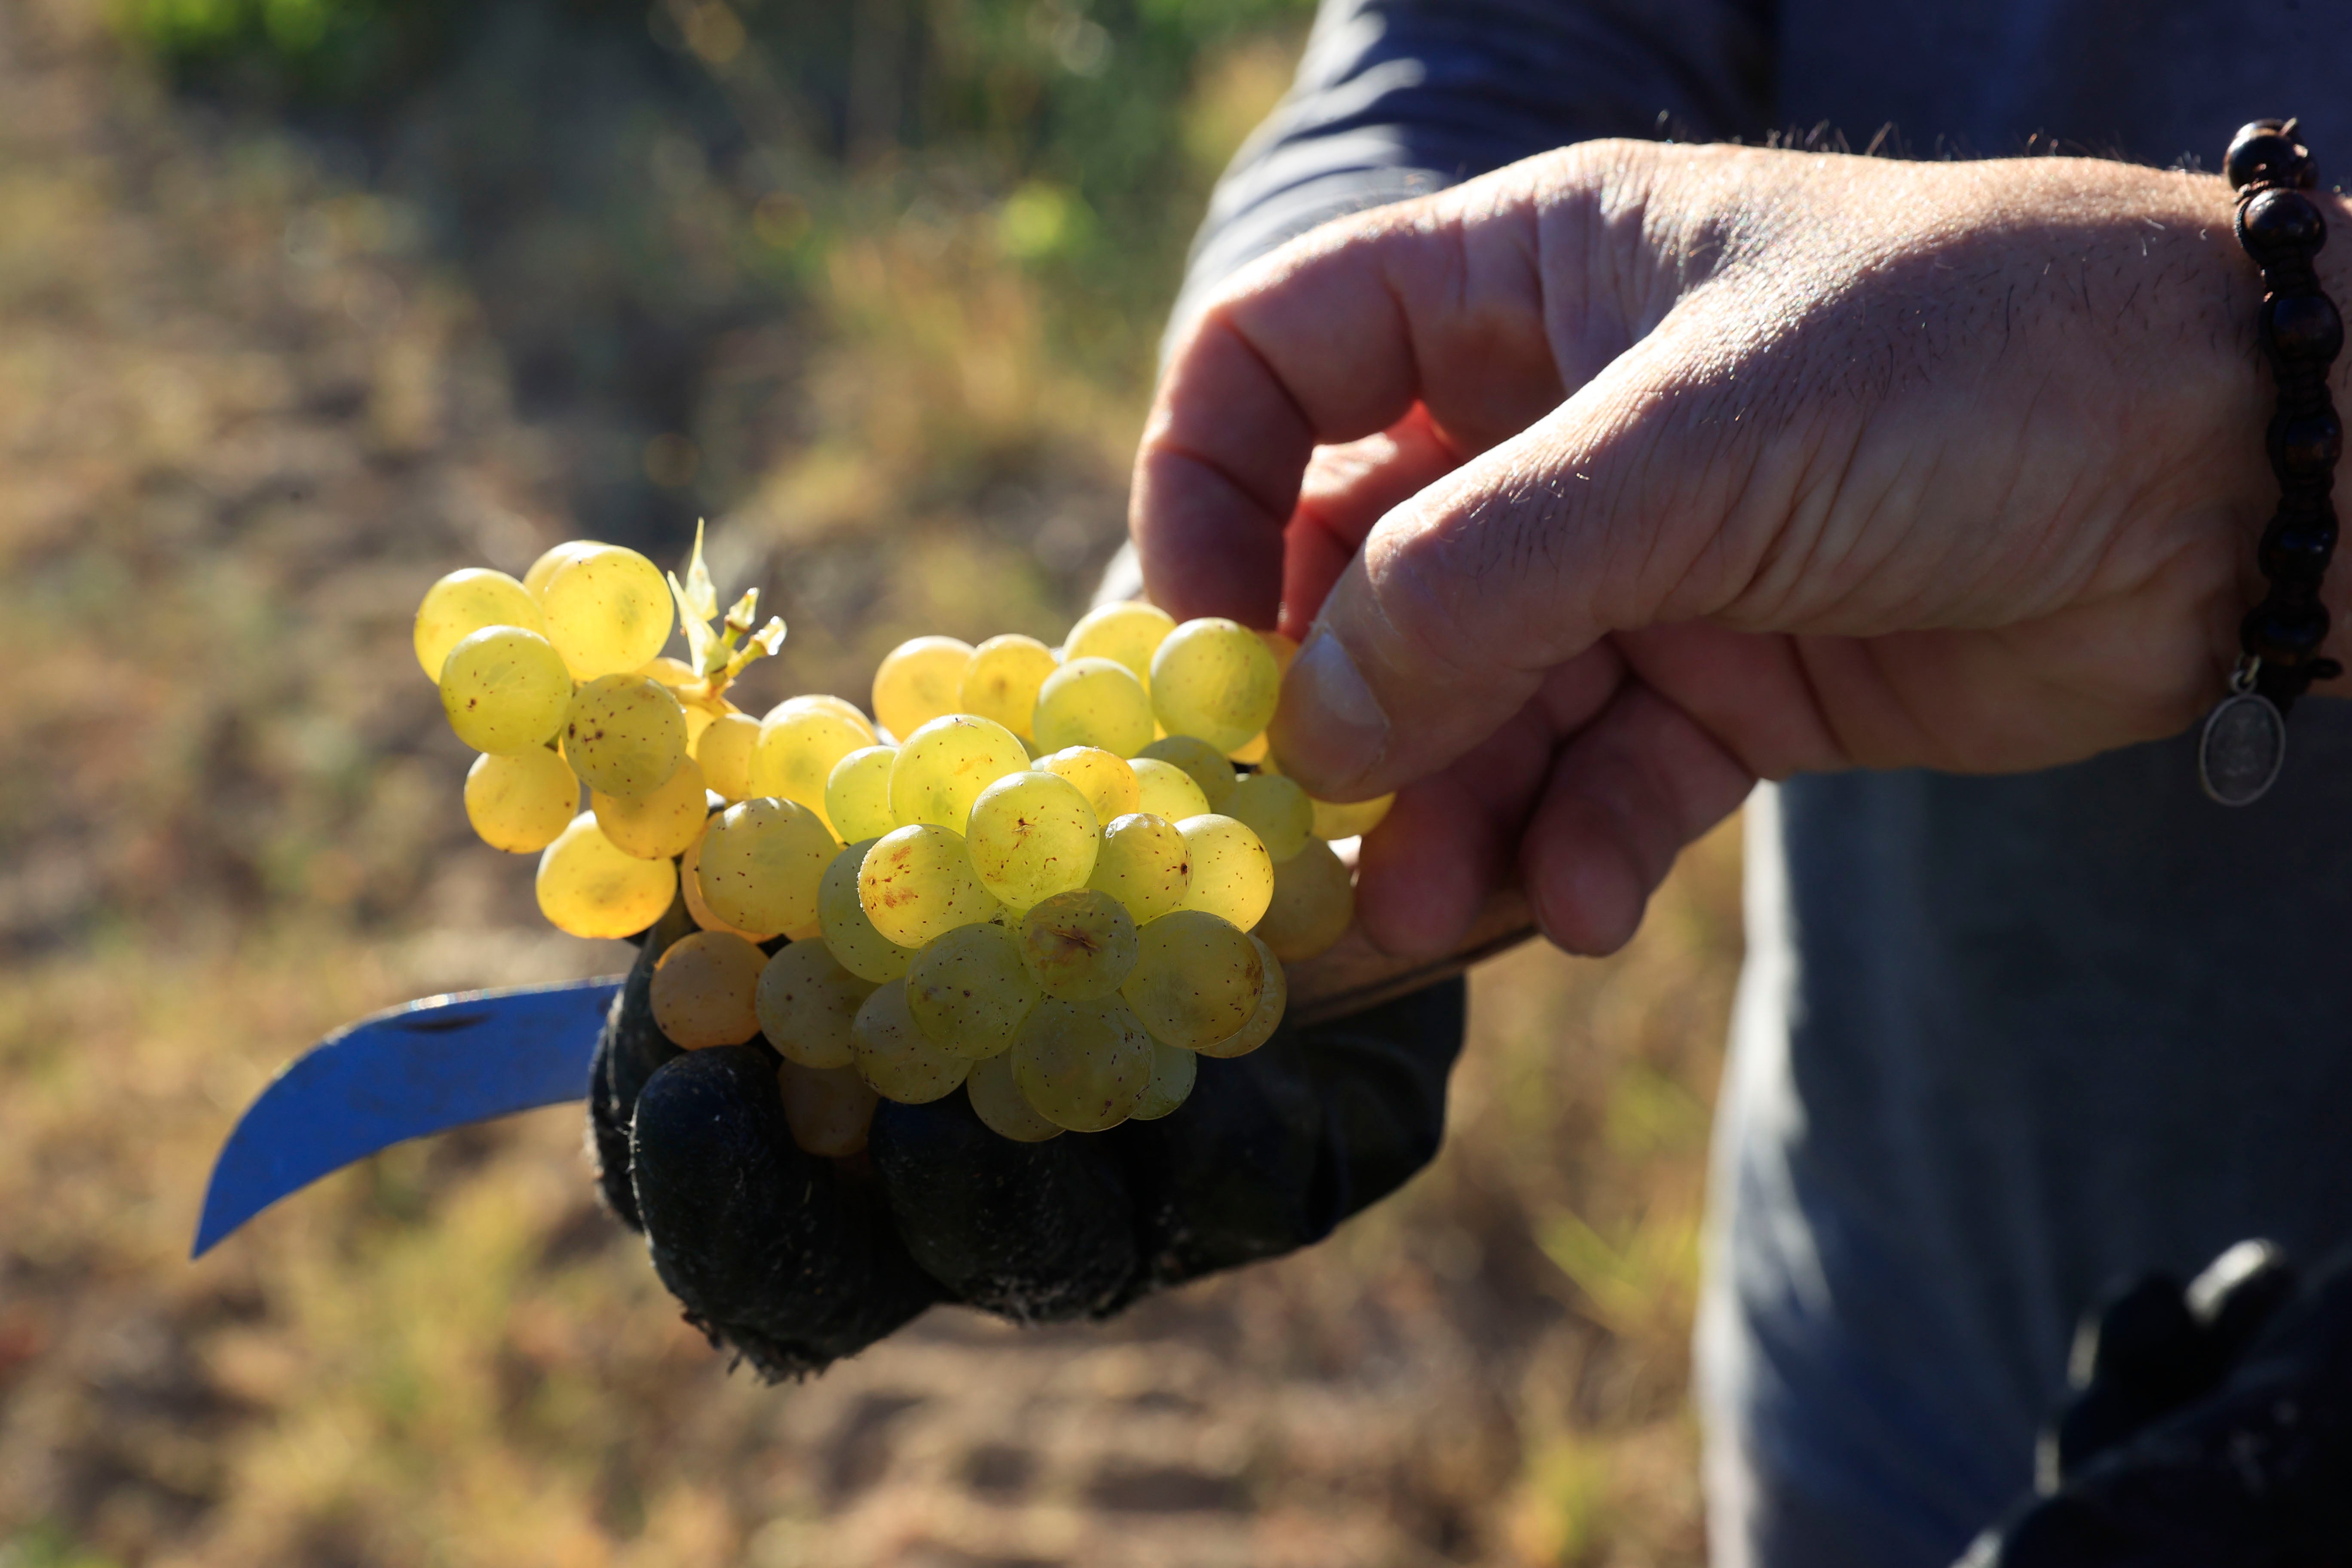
[{"left": 1133, "top": 141, "right": 2352, "bottom": 961}]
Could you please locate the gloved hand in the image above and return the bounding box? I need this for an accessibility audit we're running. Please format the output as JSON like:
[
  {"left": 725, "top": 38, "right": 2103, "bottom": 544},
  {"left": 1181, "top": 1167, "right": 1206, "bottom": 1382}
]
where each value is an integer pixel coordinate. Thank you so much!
[
  {"left": 1960, "top": 1239, "right": 2352, "bottom": 1568},
  {"left": 586, "top": 899, "right": 1467, "bottom": 1379}
]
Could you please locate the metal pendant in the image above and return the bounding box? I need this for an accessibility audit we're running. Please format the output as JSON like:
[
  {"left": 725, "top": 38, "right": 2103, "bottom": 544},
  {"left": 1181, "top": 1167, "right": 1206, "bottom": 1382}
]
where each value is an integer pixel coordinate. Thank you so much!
[{"left": 2199, "top": 690, "right": 2287, "bottom": 805}]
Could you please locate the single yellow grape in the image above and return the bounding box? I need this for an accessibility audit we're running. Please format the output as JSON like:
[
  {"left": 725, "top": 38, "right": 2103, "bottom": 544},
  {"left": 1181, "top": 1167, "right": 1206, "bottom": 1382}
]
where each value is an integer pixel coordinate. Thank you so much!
[
  {"left": 592, "top": 754, "right": 708, "bottom": 860},
  {"left": 965, "top": 769, "right": 1099, "bottom": 910},
  {"left": 522, "top": 539, "right": 603, "bottom": 600},
  {"left": 887, "top": 714, "right": 1029, "bottom": 831},
  {"left": 649, "top": 930, "right": 767, "bottom": 1049},
  {"left": 1254, "top": 836, "right": 1354, "bottom": 961},
  {"left": 1230, "top": 732, "right": 1271, "bottom": 766},
  {"left": 906, "top": 922, "right": 1044, "bottom": 1060},
  {"left": 682, "top": 703, "right": 716, "bottom": 751},
  {"left": 1176, "top": 812, "right": 1275, "bottom": 928},
  {"left": 536, "top": 812, "right": 679, "bottom": 939},
  {"left": 1086, "top": 812, "right": 1191, "bottom": 923},
  {"left": 463, "top": 747, "right": 579, "bottom": 853},
  {"left": 777, "top": 1060, "right": 880, "bottom": 1158},
  {"left": 1130, "top": 757, "right": 1212, "bottom": 824},
  {"left": 563, "top": 674, "right": 687, "bottom": 797},
  {"left": 415, "top": 568, "right": 546, "bottom": 683},
  {"left": 824, "top": 745, "right": 900, "bottom": 843},
  {"left": 762, "top": 692, "right": 879, "bottom": 738},
  {"left": 539, "top": 544, "right": 675, "bottom": 680},
  {"left": 1120, "top": 908, "right": 1265, "bottom": 1049},
  {"left": 1032, "top": 657, "right": 1155, "bottom": 756},
  {"left": 1131, "top": 1041, "right": 1198, "bottom": 1121},
  {"left": 852, "top": 979, "right": 973, "bottom": 1104},
  {"left": 681, "top": 828, "right": 775, "bottom": 940},
  {"left": 1034, "top": 745, "right": 1141, "bottom": 823},
  {"left": 756, "top": 940, "right": 877, "bottom": 1069},
  {"left": 694, "top": 712, "right": 761, "bottom": 800},
  {"left": 1260, "top": 628, "right": 1300, "bottom": 677},
  {"left": 959, "top": 633, "right": 1060, "bottom": 738},
  {"left": 695, "top": 797, "right": 838, "bottom": 939},
  {"left": 1063, "top": 600, "right": 1176, "bottom": 688},
  {"left": 1224, "top": 772, "right": 1313, "bottom": 861},
  {"left": 440, "top": 625, "right": 574, "bottom": 755},
  {"left": 871, "top": 636, "right": 973, "bottom": 740},
  {"left": 1198, "top": 935, "right": 1286, "bottom": 1059},
  {"left": 819, "top": 839, "right": 920, "bottom": 981},
  {"left": 965, "top": 1052, "right": 1063, "bottom": 1142},
  {"left": 1017, "top": 888, "right": 1139, "bottom": 1000},
  {"left": 750, "top": 702, "right": 873, "bottom": 821},
  {"left": 637, "top": 655, "right": 701, "bottom": 689},
  {"left": 1149, "top": 618, "right": 1280, "bottom": 753},
  {"left": 856, "top": 823, "right": 999, "bottom": 947},
  {"left": 1138, "top": 735, "right": 1237, "bottom": 808},
  {"left": 1011, "top": 998, "right": 1154, "bottom": 1132},
  {"left": 1310, "top": 792, "right": 1396, "bottom": 840}
]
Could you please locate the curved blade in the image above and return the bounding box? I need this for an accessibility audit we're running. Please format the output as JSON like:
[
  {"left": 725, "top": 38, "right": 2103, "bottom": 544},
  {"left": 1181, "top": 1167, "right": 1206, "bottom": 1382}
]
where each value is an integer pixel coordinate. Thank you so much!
[{"left": 193, "top": 976, "right": 625, "bottom": 1258}]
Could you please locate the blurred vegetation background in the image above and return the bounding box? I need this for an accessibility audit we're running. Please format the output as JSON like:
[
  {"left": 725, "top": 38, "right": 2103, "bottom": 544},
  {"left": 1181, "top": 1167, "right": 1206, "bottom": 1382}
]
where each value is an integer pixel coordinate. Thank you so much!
[{"left": 0, "top": 0, "right": 1740, "bottom": 1562}]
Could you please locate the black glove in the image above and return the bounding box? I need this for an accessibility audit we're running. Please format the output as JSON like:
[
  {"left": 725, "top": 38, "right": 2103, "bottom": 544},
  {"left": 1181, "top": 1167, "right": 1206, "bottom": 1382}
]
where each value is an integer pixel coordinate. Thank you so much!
[
  {"left": 1960, "top": 1238, "right": 2352, "bottom": 1568},
  {"left": 587, "top": 899, "right": 1467, "bottom": 1378}
]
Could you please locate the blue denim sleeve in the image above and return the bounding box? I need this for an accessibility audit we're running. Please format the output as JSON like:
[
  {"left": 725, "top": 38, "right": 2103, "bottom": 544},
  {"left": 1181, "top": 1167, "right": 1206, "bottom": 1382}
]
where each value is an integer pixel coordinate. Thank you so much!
[{"left": 1170, "top": 0, "right": 1775, "bottom": 335}]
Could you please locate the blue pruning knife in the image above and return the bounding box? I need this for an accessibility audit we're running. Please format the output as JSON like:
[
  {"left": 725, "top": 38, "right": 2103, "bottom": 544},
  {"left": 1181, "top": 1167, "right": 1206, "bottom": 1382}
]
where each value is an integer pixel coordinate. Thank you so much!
[{"left": 192, "top": 976, "right": 625, "bottom": 1258}]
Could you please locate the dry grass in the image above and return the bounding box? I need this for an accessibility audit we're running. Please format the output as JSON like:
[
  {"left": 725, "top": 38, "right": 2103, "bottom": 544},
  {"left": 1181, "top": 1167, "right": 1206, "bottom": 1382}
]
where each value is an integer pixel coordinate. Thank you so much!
[{"left": 0, "top": 4, "right": 1744, "bottom": 1564}]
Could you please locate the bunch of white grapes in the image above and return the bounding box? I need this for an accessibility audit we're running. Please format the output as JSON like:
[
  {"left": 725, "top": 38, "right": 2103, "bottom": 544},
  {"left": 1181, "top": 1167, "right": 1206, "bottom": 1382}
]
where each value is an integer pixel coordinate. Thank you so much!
[{"left": 414, "top": 536, "right": 1393, "bottom": 1152}]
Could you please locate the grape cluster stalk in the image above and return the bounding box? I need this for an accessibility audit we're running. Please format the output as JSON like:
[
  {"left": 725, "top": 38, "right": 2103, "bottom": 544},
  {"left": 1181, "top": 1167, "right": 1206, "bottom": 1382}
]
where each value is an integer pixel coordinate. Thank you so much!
[{"left": 415, "top": 534, "right": 1394, "bottom": 1151}]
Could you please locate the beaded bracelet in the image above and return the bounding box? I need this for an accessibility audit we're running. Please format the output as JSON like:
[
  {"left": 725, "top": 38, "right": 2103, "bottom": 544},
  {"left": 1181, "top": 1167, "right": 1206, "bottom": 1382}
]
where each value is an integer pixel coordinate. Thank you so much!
[{"left": 2198, "top": 118, "right": 2346, "bottom": 806}]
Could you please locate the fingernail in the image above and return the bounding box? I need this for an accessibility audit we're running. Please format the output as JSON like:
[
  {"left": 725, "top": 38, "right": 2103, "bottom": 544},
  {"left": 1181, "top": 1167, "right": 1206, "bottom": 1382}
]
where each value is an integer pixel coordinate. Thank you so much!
[{"left": 1276, "top": 627, "right": 1389, "bottom": 787}]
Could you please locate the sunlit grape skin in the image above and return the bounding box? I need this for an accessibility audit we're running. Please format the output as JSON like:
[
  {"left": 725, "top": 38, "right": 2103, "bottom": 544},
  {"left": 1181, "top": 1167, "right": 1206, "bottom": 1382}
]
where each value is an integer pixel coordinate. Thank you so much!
[
  {"left": 1131, "top": 1041, "right": 1198, "bottom": 1121},
  {"left": 440, "top": 625, "right": 574, "bottom": 755},
  {"left": 1062, "top": 600, "right": 1175, "bottom": 688},
  {"left": 851, "top": 978, "right": 974, "bottom": 1104},
  {"left": 1010, "top": 998, "right": 1155, "bottom": 1132},
  {"left": 1032, "top": 656, "right": 1155, "bottom": 756},
  {"left": 681, "top": 829, "right": 774, "bottom": 941},
  {"left": 1197, "top": 936, "right": 1286, "bottom": 1060},
  {"left": 856, "top": 823, "right": 999, "bottom": 948},
  {"left": 871, "top": 636, "right": 973, "bottom": 740},
  {"left": 591, "top": 754, "right": 708, "bottom": 860},
  {"left": 1086, "top": 812, "right": 1190, "bottom": 923},
  {"left": 1120, "top": 909, "right": 1265, "bottom": 1049},
  {"left": 965, "top": 769, "right": 1099, "bottom": 910},
  {"left": 888, "top": 714, "right": 1029, "bottom": 831},
  {"left": 757, "top": 939, "right": 877, "bottom": 1069},
  {"left": 535, "top": 812, "right": 678, "bottom": 940},
  {"left": 906, "top": 922, "right": 1044, "bottom": 1060},
  {"left": 1149, "top": 618, "right": 1280, "bottom": 753},
  {"left": 522, "top": 539, "right": 602, "bottom": 600},
  {"left": 1224, "top": 771, "right": 1313, "bottom": 862},
  {"left": 959, "top": 633, "right": 1060, "bottom": 738},
  {"left": 694, "top": 712, "right": 760, "bottom": 800},
  {"left": 1035, "top": 745, "right": 1141, "bottom": 824},
  {"left": 1129, "top": 757, "right": 1211, "bottom": 824},
  {"left": 819, "top": 839, "right": 920, "bottom": 981},
  {"left": 1138, "top": 735, "right": 1235, "bottom": 809},
  {"left": 965, "top": 1052, "right": 1063, "bottom": 1142},
  {"left": 824, "top": 745, "right": 900, "bottom": 843},
  {"left": 695, "top": 797, "right": 839, "bottom": 939},
  {"left": 1310, "top": 791, "right": 1395, "bottom": 840},
  {"left": 463, "top": 747, "right": 579, "bottom": 853},
  {"left": 1174, "top": 812, "right": 1274, "bottom": 929},
  {"left": 1017, "top": 888, "right": 1139, "bottom": 1000},
  {"left": 563, "top": 674, "right": 688, "bottom": 797},
  {"left": 415, "top": 568, "right": 545, "bottom": 683},
  {"left": 649, "top": 930, "right": 767, "bottom": 1049},
  {"left": 751, "top": 703, "right": 873, "bottom": 825},
  {"left": 539, "top": 544, "right": 675, "bottom": 680},
  {"left": 1255, "top": 835, "right": 1354, "bottom": 962}
]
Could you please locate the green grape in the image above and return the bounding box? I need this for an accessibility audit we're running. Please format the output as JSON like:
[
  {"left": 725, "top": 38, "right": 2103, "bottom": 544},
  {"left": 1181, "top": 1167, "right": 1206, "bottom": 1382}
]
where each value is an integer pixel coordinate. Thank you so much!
[
  {"left": 1149, "top": 618, "right": 1280, "bottom": 753},
  {"left": 536, "top": 812, "right": 678, "bottom": 939},
  {"left": 695, "top": 797, "right": 839, "bottom": 939},
  {"left": 539, "top": 544, "right": 675, "bottom": 680},
  {"left": 1255, "top": 836, "right": 1356, "bottom": 962},
  {"left": 463, "top": 747, "right": 579, "bottom": 853},
  {"left": 763, "top": 693, "right": 878, "bottom": 742},
  {"left": 681, "top": 828, "right": 775, "bottom": 940},
  {"left": 965, "top": 1052, "right": 1063, "bottom": 1142},
  {"left": 871, "top": 635, "right": 973, "bottom": 741},
  {"left": 777, "top": 1060, "right": 880, "bottom": 1158},
  {"left": 415, "top": 568, "right": 546, "bottom": 683},
  {"left": 1032, "top": 657, "right": 1155, "bottom": 756},
  {"left": 1138, "top": 735, "right": 1236, "bottom": 808},
  {"left": 887, "top": 714, "right": 1029, "bottom": 831},
  {"left": 440, "top": 625, "right": 574, "bottom": 755},
  {"left": 1199, "top": 935, "right": 1286, "bottom": 1059},
  {"left": 1017, "top": 888, "right": 1139, "bottom": 1000},
  {"left": 694, "top": 712, "right": 760, "bottom": 801},
  {"left": 756, "top": 940, "right": 877, "bottom": 1069},
  {"left": 906, "top": 923, "right": 1044, "bottom": 1060},
  {"left": 1035, "top": 745, "right": 1141, "bottom": 824},
  {"left": 649, "top": 930, "right": 767, "bottom": 1049},
  {"left": 1176, "top": 812, "right": 1275, "bottom": 929},
  {"left": 636, "top": 655, "right": 701, "bottom": 690},
  {"left": 1130, "top": 757, "right": 1212, "bottom": 824},
  {"left": 1011, "top": 998, "right": 1155, "bottom": 1132},
  {"left": 965, "top": 769, "right": 1099, "bottom": 910},
  {"left": 1224, "top": 772, "right": 1314, "bottom": 861},
  {"left": 1131, "top": 1041, "right": 1198, "bottom": 1121},
  {"left": 825, "top": 745, "right": 900, "bottom": 843},
  {"left": 819, "top": 839, "right": 920, "bottom": 981},
  {"left": 1063, "top": 600, "right": 1175, "bottom": 688},
  {"left": 592, "top": 754, "right": 708, "bottom": 860},
  {"left": 522, "top": 539, "right": 602, "bottom": 600},
  {"left": 851, "top": 979, "right": 974, "bottom": 1104},
  {"left": 857, "top": 823, "right": 998, "bottom": 947},
  {"left": 1087, "top": 812, "right": 1191, "bottom": 923},
  {"left": 562, "top": 674, "right": 687, "bottom": 797},
  {"left": 1120, "top": 908, "right": 1265, "bottom": 1049},
  {"left": 959, "top": 633, "right": 1060, "bottom": 738},
  {"left": 750, "top": 702, "right": 873, "bottom": 822},
  {"left": 1310, "top": 791, "right": 1396, "bottom": 840}
]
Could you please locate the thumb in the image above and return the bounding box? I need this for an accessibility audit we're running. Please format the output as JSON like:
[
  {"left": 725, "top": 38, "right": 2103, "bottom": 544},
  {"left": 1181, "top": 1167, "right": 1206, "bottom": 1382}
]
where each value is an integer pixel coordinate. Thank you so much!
[{"left": 1271, "top": 324, "right": 1766, "bottom": 800}]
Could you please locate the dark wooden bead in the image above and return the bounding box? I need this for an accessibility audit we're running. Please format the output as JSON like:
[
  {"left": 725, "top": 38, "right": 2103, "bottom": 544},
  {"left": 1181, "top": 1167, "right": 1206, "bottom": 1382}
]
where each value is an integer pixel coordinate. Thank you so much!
[
  {"left": 2269, "top": 407, "right": 2344, "bottom": 478},
  {"left": 2263, "top": 293, "right": 2346, "bottom": 363},
  {"left": 2242, "top": 189, "right": 2327, "bottom": 260},
  {"left": 2243, "top": 597, "right": 2332, "bottom": 660},
  {"left": 2228, "top": 123, "right": 2316, "bottom": 191},
  {"left": 2261, "top": 517, "right": 2338, "bottom": 580}
]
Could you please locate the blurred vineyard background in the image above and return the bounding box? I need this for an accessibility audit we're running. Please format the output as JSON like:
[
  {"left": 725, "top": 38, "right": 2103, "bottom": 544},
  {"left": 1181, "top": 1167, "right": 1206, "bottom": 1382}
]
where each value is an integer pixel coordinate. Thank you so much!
[{"left": 0, "top": 0, "right": 1742, "bottom": 1563}]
